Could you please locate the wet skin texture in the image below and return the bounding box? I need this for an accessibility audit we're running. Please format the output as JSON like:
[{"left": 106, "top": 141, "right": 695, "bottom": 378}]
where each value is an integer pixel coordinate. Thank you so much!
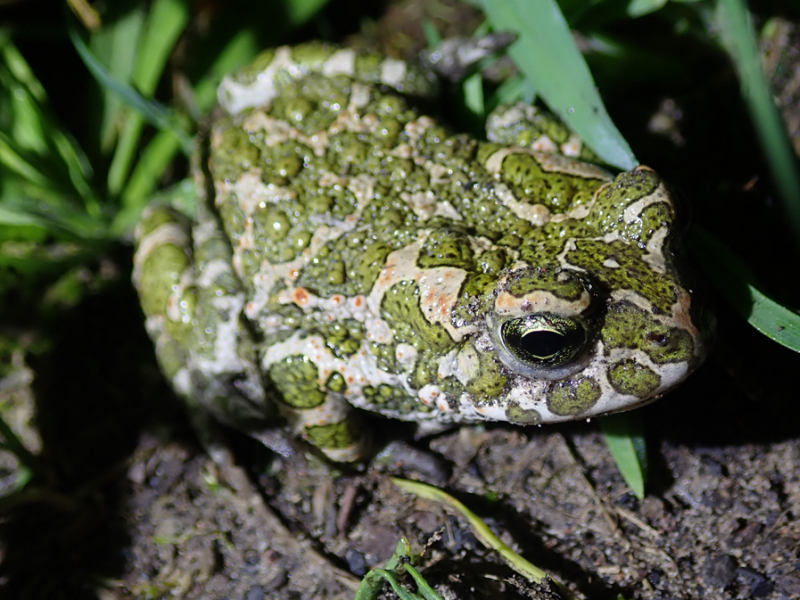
[{"left": 134, "top": 42, "right": 710, "bottom": 461}]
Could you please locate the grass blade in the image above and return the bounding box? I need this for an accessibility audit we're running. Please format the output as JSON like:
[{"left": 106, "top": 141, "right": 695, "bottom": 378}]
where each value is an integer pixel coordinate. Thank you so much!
[
  {"left": 479, "top": 0, "right": 637, "bottom": 169},
  {"left": 691, "top": 226, "right": 800, "bottom": 352},
  {"left": 600, "top": 412, "right": 647, "bottom": 499},
  {"left": 392, "top": 478, "right": 552, "bottom": 586},
  {"left": 69, "top": 25, "right": 192, "bottom": 153},
  {"left": 1, "top": 39, "right": 98, "bottom": 213},
  {"left": 132, "top": 0, "right": 190, "bottom": 96},
  {"left": 105, "top": 0, "right": 190, "bottom": 195},
  {"left": 92, "top": 7, "right": 146, "bottom": 152},
  {"left": 116, "top": 129, "right": 186, "bottom": 230},
  {"left": 714, "top": 0, "right": 800, "bottom": 246}
]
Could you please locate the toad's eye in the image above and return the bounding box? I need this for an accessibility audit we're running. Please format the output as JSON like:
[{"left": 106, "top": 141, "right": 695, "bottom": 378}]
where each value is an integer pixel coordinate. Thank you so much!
[{"left": 500, "top": 315, "right": 587, "bottom": 368}]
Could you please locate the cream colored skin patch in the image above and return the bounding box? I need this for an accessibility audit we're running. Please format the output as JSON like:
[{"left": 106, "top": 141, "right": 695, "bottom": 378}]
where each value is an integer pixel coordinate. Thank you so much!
[{"left": 133, "top": 42, "right": 711, "bottom": 461}]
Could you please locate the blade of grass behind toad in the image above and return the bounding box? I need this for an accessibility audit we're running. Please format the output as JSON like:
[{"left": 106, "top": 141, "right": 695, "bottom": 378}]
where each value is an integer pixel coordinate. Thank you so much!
[
  {"left": 111, "top": 30, "right": 260, "bottom": 235},
  {"left": 713, "top": 0, "right": 800, "bottom": 247},
  {"left": 478, "top": 0, "right": 637, "bottom": 170},
  {"left": 0, "top": 35, "right": 98, "bottom": 213},
  {"left": 691, "top": 227, "right": 800, "bottom": 352},
  {"left": 0, "top": 38, "right": 108, "bottom": 239},
  {"left": 600, "top": 412, "right": 647, "bottom": 499},
  {"left": 104, "top": 0, "right": 191, "bottom": 198},
  {"left": 90, "top": 7, "right": 146, "bottom": 154}
]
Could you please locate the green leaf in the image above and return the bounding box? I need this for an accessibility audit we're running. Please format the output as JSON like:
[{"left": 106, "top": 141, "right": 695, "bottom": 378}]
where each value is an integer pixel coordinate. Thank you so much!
[
  {"left": 113, "top": 136, "right": 190, "bottom": 235},
  {"left": 713, "top": 0, "right": 800, "bottom": 247},
  {"left": 600, "top": 412, "right": 647, "bottom": 499},
  {"left": 462, "top": 72, "right": 485, "bottom": 120},
  {"left": 626, "top": 0, "right": 668, "bottom": 18},
  {"left": 133, "top": 0, "right": 190, "bottom": 96},
  {"left": 392, "top": 478, "right": 565, "bottom": 590},
  {"left": 403, "top": 564, "right": 445, "bottom": 600},
  {"left": 690, "top": 227, "right": 800, "bottom": 352},
  {"left": 0, "top": 205, "right": 50, "bottom": 228},
  {"left": 69, "top": 25, "right": 192, "bottom": 155},
  {"left": 104, "top": 0, "right": 190, "bottom": 195},
  {"left": 283, "top": 0, "right": 331, "bottom": 25},
  {"left": 0, "top": 39, "right": 98, "bottom": 213},
  {"left": 478, "top": 0, "right": 637, "bottom": 169},
  {"left": 91, "top": 6, "right": 146, "bottom": 152}
]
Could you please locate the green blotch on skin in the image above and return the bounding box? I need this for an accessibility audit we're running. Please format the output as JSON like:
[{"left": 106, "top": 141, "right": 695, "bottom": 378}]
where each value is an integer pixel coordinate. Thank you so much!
[
  {"left": 305, "top": 419, "right": 361, "bottom": 450},
  {"left": 595, "top": 169, "right": 659, "bottom": 224},
  {"left": 381, "top": 281, "right": 453, "bottom": 352},
  {"left": 280, "top": 97, "right": 315, "bottom": 125},
  {"left": 319, "top": 319, "right": 366, "bottom": 358},
  {"left": 163, "top": 286, "right": 196, "bottom": 347},
  {"left": 210, "top": 121, "right": 261, "bottom": 183},
  {"left": 356, "top": 242, "right": 393, "bottom": 289},
  {"left": 505, "top": 402, "right": 541, "bottom": 425},
  {"left": 418, "top": 228, "right": 475, "bottom": 270},
  {"left": 368, "top": 341, "right": 402, "bottom": 375},
  {"left": 139, "top": 206, "right": 189, "bottom": 238},
  {"left": 608, "top": 359, "right": 661, "bottom": 397},
  {"left": 479, "top": 249, "right": 506, "bottom": 274},
  {"left": 364, "top": 383, "right": 433, "bottom": 414},
  {"left": 269, "top": 355, "right": 325, "bottom": 409},
  {"left": 137, "top": 244, "right": 189, "bottom": 318},
  {"left": 409, "top": 353, "right": 436, "bottom": 389},
  {"left": 602, "top": 301, "right": 694, "bottom": 364},
  {"left": 494, "top": 152, "right": 604, "bottom": 213},
  {"left": 460, "top": 342, "right": 508, "bottom": 399},
  {"left": 251, "top": 200, "right": 313, "bottom": 264},
  {"left": 290, "top": 41, "right": 336, "bottom": 71},
  {"left": 325, "top": 371, "right": 347, "bottom": 394},
  {"left": 503, "top": 266, "right": 589, "bottom": 301},
  {"left": 296, "top": 233, "right": 394, "bottom": 299},
  {"left": 364, "top": 384, "right": 402, "bottom": 404},
  {"left": 619, "top": 202, "right": 674, "bottom": 246},
  {"left": 264, "top": 209, "right": 291, "bottom": 241},
  {"left": 452, "top": 273, "right": 497, "bottom": 326},
  {"left": 547, "top": 376, "right": 601, "bottom": 416},
  {"left": 586, "top": 169, "right": 675, "bottom": 245},
  {"left": 566, "top": 239, "right": 677, "bottom": 314},
  {"left": 155, "top": 336, "right": 188, "bottom": 381}
]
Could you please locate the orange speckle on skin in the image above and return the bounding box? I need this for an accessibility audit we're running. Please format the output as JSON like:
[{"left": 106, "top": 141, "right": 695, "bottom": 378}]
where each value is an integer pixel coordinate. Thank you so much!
[
  {"left": 292, "top": 287, "right": 311, "bottom": 306},
  {"left": 331, "top": 294, "right": 344, "bottom": 305},
  {"left": 353, "top": 296, "right": 365, "bottom": 308}
]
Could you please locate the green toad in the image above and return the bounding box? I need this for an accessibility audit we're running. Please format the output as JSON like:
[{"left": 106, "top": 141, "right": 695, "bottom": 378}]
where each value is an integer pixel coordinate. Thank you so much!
[{"left": 133, "top": 42, "right": 710, "bottom": 461}]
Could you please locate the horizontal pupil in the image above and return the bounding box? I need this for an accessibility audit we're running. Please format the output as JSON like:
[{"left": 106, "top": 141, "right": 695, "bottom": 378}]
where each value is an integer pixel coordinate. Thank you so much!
[{"left": 521, "top": 330, "right": 566, "bottom": 359}]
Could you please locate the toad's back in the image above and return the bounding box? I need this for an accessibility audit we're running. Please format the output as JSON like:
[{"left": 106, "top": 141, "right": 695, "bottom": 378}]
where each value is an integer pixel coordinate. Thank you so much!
[{"left": 134, "top": 42, "right": 710, "bottom": 461}]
